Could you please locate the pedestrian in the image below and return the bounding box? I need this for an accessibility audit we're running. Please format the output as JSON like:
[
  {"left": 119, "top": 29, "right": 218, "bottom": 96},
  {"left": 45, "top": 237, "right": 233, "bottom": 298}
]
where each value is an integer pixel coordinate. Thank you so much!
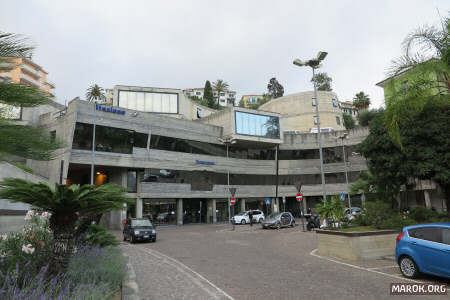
[{"left": 248, "top": 210, "right": 253, "bottom": 226}]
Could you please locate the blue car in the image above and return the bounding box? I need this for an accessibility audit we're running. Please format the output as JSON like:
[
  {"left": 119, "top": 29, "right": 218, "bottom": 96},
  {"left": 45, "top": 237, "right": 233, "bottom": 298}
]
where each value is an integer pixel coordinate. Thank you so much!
[{"left": 395, "top": 223, "right": 450, "bottom": 279}]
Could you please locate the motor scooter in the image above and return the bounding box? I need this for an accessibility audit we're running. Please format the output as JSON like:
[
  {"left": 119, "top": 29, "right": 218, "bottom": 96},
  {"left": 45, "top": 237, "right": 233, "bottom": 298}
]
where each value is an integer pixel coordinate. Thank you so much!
[{"left": 304, "top": 214, "right": 320, "bottom": 231}]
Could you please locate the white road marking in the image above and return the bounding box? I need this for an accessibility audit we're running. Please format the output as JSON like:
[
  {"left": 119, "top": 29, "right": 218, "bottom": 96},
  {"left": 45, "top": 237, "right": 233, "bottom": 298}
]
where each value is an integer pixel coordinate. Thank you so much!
[
  {"left": 124, "top": 244, "right": 235, "bottom": 300},
  {"left": 310, "top": 249, "right": 422, "bottom": 283}
]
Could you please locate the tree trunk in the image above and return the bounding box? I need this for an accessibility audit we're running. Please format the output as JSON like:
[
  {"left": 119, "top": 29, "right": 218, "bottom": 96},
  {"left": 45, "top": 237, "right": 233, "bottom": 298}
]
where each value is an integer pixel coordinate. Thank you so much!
[{"left": 48, "top": 213, "right": 78, "bottom": 275}]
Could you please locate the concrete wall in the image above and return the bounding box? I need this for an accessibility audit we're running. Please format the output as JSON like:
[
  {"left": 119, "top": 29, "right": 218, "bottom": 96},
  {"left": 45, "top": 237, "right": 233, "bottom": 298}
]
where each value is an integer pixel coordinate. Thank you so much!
[
  {"left": 259, "top": 91, "right": 345, "bottom": 132},
  {"left": 317, "top": 230, "right": 398, "bottom": 260}
]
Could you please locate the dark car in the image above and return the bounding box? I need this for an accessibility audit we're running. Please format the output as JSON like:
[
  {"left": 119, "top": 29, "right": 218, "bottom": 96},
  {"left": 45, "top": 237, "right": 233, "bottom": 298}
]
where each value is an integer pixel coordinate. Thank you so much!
[
  {"left": 396, "top": 223, "right": 450, "bottom": 279},
  {"left": 262, "top": 212, "right": 295, "bottom": 229},
  {"left": 123, "top": 218, "right": 156, "bottom": 243}
]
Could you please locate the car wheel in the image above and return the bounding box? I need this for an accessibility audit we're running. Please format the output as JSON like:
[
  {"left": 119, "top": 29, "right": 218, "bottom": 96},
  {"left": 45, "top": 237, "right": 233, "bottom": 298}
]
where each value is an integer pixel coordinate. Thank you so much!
[
  {"left": 131, "top": 236, "right": 136, "bottom": 244},
  {"left": 306, "top": 223, "right": 312, "bottom": 231},
  {"left": 276, "top": 222, "right": 281, "bottom": 230},
  {"left": 399, "top": 256, "right": 419, "bottom": 279},
  {"left": 291, "top": 221, "right": 295, "bottom": 227},
  {"left": 241, "top": 219, "right": 246, "bottom": 225}
]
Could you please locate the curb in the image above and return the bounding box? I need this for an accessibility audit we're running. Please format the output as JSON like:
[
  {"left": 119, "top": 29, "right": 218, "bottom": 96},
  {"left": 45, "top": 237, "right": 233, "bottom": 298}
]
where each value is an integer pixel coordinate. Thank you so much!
[{"left": 121, "top": 252, "right": 141, "bottom": 300}]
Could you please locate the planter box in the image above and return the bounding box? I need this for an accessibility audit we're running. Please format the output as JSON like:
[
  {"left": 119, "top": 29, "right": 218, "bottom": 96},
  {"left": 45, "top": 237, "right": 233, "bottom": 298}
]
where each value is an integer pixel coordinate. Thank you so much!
[{"left": 316, "top": 229, "right": 399, "bottom": 260}]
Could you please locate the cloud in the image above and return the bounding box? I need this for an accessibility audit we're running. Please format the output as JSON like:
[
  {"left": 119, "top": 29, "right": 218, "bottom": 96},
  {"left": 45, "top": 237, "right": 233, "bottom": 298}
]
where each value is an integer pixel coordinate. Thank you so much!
[{"left": 1, "top": 0, "right": 448, "bottom": 107}]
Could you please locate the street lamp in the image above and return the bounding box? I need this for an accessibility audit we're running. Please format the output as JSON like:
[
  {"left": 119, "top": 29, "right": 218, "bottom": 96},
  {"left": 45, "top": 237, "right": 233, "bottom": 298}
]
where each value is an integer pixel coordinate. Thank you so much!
[
  {"left": 338, "top": 133, "right": 352, "bottom": 208},
  {"left": 293, "top": 51, "right": 328, "bottom": 201},
  {"left": 218, "top": 137, "right": 237, "bottom": 229}
]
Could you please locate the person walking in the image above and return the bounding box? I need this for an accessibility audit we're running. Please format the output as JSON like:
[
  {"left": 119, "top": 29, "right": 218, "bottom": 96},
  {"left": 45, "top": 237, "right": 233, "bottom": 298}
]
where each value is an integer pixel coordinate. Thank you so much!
[{"left": 248, "top": 210, "right": 253, "bottom": 226}]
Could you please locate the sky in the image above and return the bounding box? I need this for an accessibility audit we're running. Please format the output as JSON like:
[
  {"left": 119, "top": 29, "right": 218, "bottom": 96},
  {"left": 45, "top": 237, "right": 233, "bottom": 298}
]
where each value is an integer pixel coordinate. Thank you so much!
[{"left": 1, "top": 0, "right": 449, "bottom": 108}]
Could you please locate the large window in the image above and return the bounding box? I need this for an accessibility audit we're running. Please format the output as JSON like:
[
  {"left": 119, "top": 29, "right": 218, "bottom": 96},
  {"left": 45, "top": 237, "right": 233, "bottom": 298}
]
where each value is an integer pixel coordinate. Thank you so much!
[
  {"left": 95, "top": 125, "right": 134, "bottom": 154},
  {"left": 72, "top": 123, "right": 93, "bottom": 150},
  {"left": 118, "top": 90, "right": 178, "bottom": 114},
  {"left": 235, "top": 111, "right": 280, "bottom": 139}
]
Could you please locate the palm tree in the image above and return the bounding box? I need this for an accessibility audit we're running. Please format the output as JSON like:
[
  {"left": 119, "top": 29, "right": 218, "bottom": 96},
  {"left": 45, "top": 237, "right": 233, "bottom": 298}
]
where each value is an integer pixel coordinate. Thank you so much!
[
  {"left": 0, "top": 31, "right": 61, "bottom": 160},
  {"left": 0, "top": 178, "right": 132, "bottom": 274},
  {"left": 85, "top": 84, "right": 105, "bottom": 102},
  {"left": 353, "top": 91, "right": 371, "bottom": 110},
  {"left": 212, "top": 79, "right": 229, "bottom": 106}
]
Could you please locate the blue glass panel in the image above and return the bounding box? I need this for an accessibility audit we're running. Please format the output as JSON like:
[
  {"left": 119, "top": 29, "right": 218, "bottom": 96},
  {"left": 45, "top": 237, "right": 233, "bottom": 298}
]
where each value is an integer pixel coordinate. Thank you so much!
[{"left": 235, "top": 111, "right": 280, "bottom": 139}]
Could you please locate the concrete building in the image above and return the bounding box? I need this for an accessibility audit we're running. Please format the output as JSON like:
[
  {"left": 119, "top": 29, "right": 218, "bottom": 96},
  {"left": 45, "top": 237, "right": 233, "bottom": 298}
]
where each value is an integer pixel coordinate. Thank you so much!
[
  {"left": 0, "top": 56, "right": 55, "bottom": 93},
  {"left": 1, "top": 85, "right": 446, "bottom": 231},
  {"left": 184, "top": 88, "right": 236, "bottom": 107},
  {"left": 258, "top": 91, "right": 345, "bottom": 133},
  {"left": 240, "top": 95, "right": 263, "bottom": 108}
]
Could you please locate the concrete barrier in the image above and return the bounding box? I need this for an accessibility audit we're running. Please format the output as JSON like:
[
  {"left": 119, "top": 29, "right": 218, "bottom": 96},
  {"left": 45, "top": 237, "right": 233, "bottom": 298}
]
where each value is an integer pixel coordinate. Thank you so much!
[{"left": 316, "top": 229, "right": 399, "bottom": 260}]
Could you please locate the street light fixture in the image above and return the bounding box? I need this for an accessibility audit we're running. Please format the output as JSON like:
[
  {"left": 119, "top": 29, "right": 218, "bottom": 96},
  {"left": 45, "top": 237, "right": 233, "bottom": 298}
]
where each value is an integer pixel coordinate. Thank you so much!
[
  {"left": 218, "top": 137, "right": 237, "bottom": 229},
  {"left": 293, "top": 51, "right": 328, "bottom": 202}
]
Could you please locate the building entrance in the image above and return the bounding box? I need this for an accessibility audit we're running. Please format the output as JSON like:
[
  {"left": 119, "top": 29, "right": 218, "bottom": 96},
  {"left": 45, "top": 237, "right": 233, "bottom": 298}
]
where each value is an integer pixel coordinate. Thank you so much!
[
  {"left": 142, "top": 199, "right": 177, "bottom": 225},
  {"left": 183, "top": 199, "right": 207, "bottom": 224}
]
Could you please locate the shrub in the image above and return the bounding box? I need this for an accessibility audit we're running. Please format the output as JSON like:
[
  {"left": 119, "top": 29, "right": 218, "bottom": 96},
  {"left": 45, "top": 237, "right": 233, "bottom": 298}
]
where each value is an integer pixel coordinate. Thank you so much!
[
  {"left": 82, "top": 224, "right": 118, "bottom": 248},
  {"left": 316, "top": 196, "right": 346, "bottom": 228},
  {"left": 362, "top": 200, "right": 393, "bottom": 229},
  {"left": 379, "top": 215, "right": 416, "bottom": 230},
  {"left": 408, "top": 206, "right": 437, "bottom": 222}
]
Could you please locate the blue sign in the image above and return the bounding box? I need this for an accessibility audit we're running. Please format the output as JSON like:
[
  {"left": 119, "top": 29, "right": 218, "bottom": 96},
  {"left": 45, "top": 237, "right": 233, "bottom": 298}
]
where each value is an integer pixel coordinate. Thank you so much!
[
  {"left": 265, "top": 197, "right": 271, "bottom": 205},
  {"left": 96, "top": 104, "right": 126, "bottom": 115},
  {"left": 340, "top": 193, "right": 346, "bottom": 201},
  {"left": 195, "top": 160, "right": 215, "bottom": 165}
]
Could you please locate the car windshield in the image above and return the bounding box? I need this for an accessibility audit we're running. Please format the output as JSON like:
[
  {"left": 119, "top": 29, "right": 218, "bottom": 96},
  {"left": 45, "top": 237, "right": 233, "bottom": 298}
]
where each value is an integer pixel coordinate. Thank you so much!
[
  {"left": 268, "top": 213, "right": 280, "bottom": 219},
  {"left": 131, "top": 219, "right": 152, "bottom": 227}
]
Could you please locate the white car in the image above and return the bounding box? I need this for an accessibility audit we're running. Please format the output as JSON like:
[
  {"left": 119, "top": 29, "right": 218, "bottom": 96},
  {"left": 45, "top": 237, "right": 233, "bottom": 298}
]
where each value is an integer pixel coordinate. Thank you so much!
[{"left": 232, "top": 210, "right": 265, "bottom": 224}]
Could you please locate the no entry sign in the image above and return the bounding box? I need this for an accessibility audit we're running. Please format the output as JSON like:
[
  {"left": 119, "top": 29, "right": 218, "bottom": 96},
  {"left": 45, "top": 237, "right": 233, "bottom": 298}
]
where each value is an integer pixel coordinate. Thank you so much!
[
  {"left": 296, "top": 193, "right": 303, "bottom": 202},
  {"left": 230, "top": 197, "right": 236, "bottom": 205}
]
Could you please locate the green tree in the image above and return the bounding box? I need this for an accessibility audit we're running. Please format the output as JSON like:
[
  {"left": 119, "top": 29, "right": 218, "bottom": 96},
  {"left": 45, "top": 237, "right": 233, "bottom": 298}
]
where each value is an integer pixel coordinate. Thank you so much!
[
  {"left": 342, "top": 113, "right": 355, "bottom": 129},
  {"left": 203, "top": 80, "right": 214, "bottom": 107},
  {"left": 385, "top": 14, "right": 449, "bottom": 148},
  {"left": 353, "top": 91, "right": 371, "bottom": 110},
  {"left": 311, "top": 72, "right": 332, "bottom": 91},
  {"left": 85, "top": 84, "right": 105, "bottom": 102},
  {"left": 267, "top": 77, "right": 284, "bottom": 98},
  {"left": 212, "top": 79, "right": 229, "bottom": 106},
  {"left": 0, "top": 31, "right": 62, "bottom": 161},
  {"left": 0, "top": 179, "right": 133, "bottom": 274},
  {"left": 238, "top": 98, "right": 245, "bottom": 107},
  {"left": 357, "top": 109, "right": 380, "bottom": 127}
]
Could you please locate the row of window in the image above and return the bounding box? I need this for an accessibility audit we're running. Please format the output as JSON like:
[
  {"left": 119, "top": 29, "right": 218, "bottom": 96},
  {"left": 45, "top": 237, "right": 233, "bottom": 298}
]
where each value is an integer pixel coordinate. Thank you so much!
[
  {"left": 311, "top": 98, "right": 339, "bottom": 107},
  {"left": 72, "top": 122, "right": 355, "bottom": 162},
  {"left": 313, "top": 116, "right": 341, "bottom": 126}
]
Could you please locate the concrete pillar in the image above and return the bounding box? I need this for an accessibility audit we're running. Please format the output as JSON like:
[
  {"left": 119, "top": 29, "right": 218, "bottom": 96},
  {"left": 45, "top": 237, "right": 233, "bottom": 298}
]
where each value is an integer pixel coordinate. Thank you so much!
[
  {"left": 176, "top": 199, "right": 183, "bottom": 225},
  {"left": 135, "top": 197, "right": 143, "bottom": 218},
  {"left": 271, "top": 198, "right": 279, "bottom": 213},
  {"left": 240, "top": 199, "right": 246, "bottom": 213},
  {"left": 206, "top": 199, "right": 217, "bottom": 224},
  {"left": 303, "top": 196, "right": 308, "bottom": 214},
  {"left": 424, "top": 190, "right": 432, "bottom": 209}
]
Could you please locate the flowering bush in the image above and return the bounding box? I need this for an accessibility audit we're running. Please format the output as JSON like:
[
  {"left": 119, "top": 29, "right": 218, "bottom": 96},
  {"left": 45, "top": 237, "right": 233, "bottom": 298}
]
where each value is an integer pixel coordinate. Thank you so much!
[{"left": 0, "top": 210, "right": 53, "bottom": 283}]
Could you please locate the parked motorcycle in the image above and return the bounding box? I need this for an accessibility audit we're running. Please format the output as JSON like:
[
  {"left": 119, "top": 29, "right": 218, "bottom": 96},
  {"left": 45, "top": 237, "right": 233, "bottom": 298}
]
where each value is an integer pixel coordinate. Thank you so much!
[{"left": 304, "top": 214, "right": 320, "bottom": 231}]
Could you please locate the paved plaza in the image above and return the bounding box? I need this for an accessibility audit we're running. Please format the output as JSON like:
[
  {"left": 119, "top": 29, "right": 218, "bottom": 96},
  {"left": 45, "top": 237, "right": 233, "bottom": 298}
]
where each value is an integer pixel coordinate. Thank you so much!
[{"left": 114, "top": 224, "right": 450, "bottom": 300}]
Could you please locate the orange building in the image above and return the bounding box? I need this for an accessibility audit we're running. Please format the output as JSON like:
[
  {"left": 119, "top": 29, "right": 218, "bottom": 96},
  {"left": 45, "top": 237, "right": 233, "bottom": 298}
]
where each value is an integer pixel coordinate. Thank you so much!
[{"left": 0, "top": 56, "right": 55, "bottom": 93}]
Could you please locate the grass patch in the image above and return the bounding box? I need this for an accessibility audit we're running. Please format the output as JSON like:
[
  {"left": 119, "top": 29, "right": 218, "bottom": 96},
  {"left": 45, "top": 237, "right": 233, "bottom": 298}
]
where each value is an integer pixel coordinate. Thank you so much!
[{"left": 10, "top": 161, "right": 34, "bottom": 174}]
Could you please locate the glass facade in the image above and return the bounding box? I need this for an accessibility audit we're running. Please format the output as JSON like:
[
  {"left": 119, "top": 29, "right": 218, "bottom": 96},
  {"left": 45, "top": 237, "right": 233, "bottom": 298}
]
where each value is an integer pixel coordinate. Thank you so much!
[
  {"left": 72, "top": 123, "right": 93, "bottom": 150},
  {"left": 95, "top": 125, "right": 134, "bottom": 154},
  {"left": 118, "top": 90, "right": 178, "bottom": 114},
  {"left": 235, "top": 111, "right": 280, "bottom": 139},
  {"left": 127, "top": 170, "right": 137, "bottom": 192},
  {"left": 143, "top": 199, "right": 177, "bottom": 225}
]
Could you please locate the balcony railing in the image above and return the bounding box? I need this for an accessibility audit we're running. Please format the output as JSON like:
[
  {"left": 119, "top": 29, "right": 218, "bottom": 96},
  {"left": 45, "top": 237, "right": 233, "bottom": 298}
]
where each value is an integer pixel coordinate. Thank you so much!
[
  {"left": 21, "top": 64, "right": 41, "bottom": 78},
  {"left": 20, "top": 73, "right": 41, "bottom": 87}
]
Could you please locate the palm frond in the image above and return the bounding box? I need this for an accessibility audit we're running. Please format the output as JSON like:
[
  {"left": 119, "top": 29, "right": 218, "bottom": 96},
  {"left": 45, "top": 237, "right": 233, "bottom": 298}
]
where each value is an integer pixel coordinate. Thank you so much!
[
  {"left": 0, "top": 82, "right": 51, "bottom": 107},
  {"left": 0, "top": 32, "right": 34, "bottom": 58}
]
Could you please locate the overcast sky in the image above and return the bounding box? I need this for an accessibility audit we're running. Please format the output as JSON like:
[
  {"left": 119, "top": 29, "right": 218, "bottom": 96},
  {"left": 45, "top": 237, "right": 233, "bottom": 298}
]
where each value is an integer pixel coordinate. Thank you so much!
[{"left": 1, "top": 0, "right": 449, "bottom": 108}]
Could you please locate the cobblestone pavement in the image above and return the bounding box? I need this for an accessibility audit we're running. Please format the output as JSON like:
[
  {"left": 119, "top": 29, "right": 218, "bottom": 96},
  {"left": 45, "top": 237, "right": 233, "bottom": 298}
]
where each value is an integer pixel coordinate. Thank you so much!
[{"left": 113, "top": 224, "right": 449, "bottom": 300}]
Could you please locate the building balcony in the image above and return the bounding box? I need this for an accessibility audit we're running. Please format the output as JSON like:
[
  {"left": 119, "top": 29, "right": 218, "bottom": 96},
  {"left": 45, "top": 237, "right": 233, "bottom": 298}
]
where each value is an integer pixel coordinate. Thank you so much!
[
  {"left": 21, "top": 64, "right": 41, "bottom": 78},
  {"left": 20, "top": 73, "right": 41, "bottom": 87}
]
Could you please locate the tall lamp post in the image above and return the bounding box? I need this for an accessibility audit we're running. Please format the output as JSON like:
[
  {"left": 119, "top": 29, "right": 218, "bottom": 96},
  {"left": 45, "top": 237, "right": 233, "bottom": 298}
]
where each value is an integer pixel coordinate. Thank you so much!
[
  {"left": 338, "top": 133, "right": 352, "bottom": 208},
  {"left": 293, "top": 51, "right": 328, "bottom": 201},
  {"left": 218, "top": 137, "right": 236, "bottom": 229}
]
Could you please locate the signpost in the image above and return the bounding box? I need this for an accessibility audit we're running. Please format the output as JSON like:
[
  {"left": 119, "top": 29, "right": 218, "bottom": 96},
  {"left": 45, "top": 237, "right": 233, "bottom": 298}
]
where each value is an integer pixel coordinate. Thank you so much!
[
  {"left": 229, "top": 187, "right": 237, "bottom": 230},
  {"left": 230, "top": 197, "right": 236, "bottom": 205},
  {"left": 295, "top": 182, "right": 305, "bottom": 232},
  {"left": 265, "top": 197, "right": 271, "bottom": 217},
  {"left": 282, "top": 196, "right": 286, "bottom": 212},
  {"left": 340, "top": 193, "right": 346, "bottom": 202}
]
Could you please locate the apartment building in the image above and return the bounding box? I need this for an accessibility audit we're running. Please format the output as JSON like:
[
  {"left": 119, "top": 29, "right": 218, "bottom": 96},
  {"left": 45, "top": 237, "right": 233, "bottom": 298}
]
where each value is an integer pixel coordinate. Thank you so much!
[
  {"left": 240, "top": 95, "right": 263, "bottom": 108},
  {"left": 0, "top": 56, "right": 55, "bottom": 93},
  {"left": 339, "top": 100, "right": 358, "bottom": 121},
  {"left": 184, "top": 88, "right": 236, "bottom": 107}
]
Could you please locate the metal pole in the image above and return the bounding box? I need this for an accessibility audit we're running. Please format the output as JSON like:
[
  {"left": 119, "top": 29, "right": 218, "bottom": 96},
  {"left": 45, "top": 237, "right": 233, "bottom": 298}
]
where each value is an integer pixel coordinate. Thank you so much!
[
  {"left": 275, "top": 145, "right": 279, "bottom": 212},
  {"left": 300, "top": 201, "right": 305, "bottom": 231},
  {"left": 312, "top": 67, "right": 327, "bottom": 201},
  {"left": 90, "top": 102, "right": 96, "bottom": 185},
  {"left": 341, "top": 137, "right": 351, "bottom": 208},
  {"left": 227, "top": 143, "right": 232, "bottom": 229}
]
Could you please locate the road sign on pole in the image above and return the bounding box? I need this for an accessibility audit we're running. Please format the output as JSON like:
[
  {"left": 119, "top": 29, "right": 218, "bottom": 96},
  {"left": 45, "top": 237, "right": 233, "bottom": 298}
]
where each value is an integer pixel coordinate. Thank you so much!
[
  {"left": 230, "top": 197, "right": 236, "bottom": 205},
  {"left": 340, "top": 193, "right": 346, "bottom": 201},
  {"left": 265, "top": 197, "right": 271, "bottom": 205},
  {"left": 296, "top": 193, "right": 303, "bottom": 202}
]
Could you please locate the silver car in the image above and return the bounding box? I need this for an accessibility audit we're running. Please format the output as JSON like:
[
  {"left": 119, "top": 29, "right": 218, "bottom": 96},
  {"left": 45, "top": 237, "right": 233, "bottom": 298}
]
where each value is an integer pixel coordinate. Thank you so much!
[{"left": 262, "top": 212, "right": 295, "bottom": 229}]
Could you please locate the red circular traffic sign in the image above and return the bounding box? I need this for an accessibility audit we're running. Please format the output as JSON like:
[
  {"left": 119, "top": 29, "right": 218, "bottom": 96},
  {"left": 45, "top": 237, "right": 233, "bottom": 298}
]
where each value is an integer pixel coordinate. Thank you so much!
[
  {"left": 296, "top": 193, "right": 303, "bottom": 202},
  {"left": 230, "top": 197, "right": 236, "bottom": 205}
]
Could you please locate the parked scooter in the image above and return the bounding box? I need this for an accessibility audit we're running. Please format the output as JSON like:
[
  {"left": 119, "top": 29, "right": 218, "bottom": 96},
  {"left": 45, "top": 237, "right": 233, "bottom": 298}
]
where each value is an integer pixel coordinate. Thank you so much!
[{"left": 304, "top": 214, "right": 320, "bottom": 231}]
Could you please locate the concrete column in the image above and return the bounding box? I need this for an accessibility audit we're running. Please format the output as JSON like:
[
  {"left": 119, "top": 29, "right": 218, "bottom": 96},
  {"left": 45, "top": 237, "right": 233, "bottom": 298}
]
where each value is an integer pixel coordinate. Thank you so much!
[
  {"left": 176, "top": 199, "right": 183, "bottom": 225},
  {"left": 240, "top": 199, "right": 246, "bottom": 213},
  {"left": 206, "top": 199, "right": 217, "bottom": 224},
  {"left": 303, "top": 197, "right": 308, "bottom": 213},
  {"left": 135, "top": 197, "right": 143, "bottom": 218},
  {"left": 424, "top": 190, "right": 432, "bottom": 209},
  {"left": 272, "top": 198, "right": 279, "bottom": 213}
]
